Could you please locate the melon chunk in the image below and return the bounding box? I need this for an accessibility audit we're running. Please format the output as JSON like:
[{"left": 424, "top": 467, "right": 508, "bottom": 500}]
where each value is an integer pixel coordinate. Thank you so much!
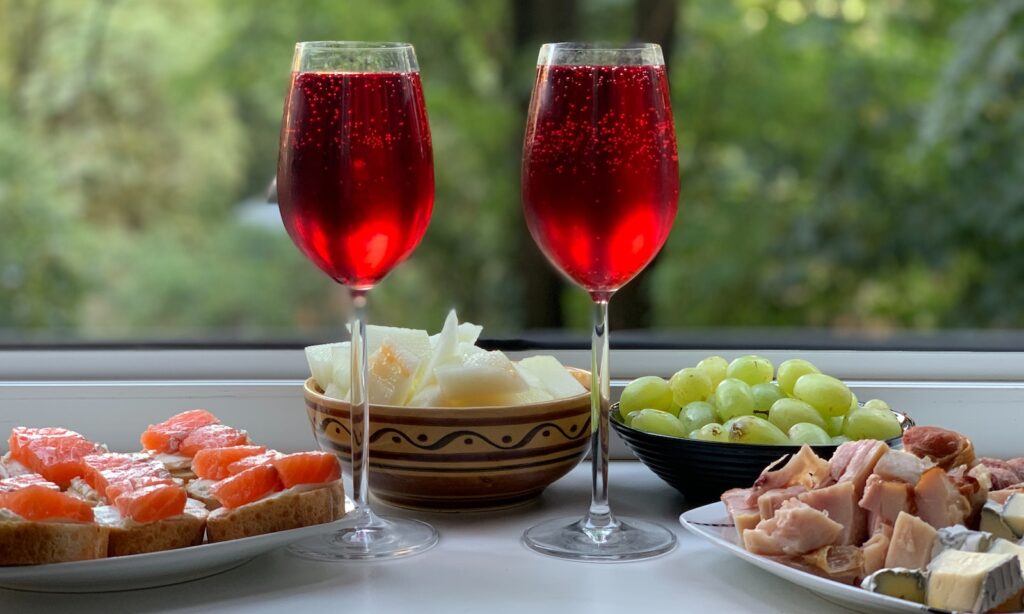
[
  {"left": 305, "top": 342, "right": 343, "bottom": 390},
  {"left": 434, "top": 351, "right": 528, "bottom": 405},
  {"left": 517, "top": 355, "right": 586, "bottom": 399}
]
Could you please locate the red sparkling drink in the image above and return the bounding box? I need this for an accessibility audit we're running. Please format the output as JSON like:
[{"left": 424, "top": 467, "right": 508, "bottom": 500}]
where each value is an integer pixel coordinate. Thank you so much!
[
  {"left": 278, "top": 71, "right": 433, "bottom": 290},
  {"left": 522, "top": 64, "right": 679, "bottom": 295}
]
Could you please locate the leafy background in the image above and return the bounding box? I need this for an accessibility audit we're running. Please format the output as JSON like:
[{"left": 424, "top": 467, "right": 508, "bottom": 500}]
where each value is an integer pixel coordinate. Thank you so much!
[{"left": 1, "top": 0, "right": 1020, "bottom": 343}]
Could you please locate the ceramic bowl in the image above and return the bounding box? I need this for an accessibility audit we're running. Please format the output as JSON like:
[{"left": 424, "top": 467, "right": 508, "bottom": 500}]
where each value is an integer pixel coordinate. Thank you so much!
[
  {"left": 611, "top": 405, "right": 915, "bottom": 504},
  {"left": 303, "top": 369, "right": 591, "bottom": 512}
]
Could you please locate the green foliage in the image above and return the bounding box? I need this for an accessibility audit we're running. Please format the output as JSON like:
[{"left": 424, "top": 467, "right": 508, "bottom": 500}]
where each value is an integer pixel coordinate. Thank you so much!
[{"left": 1, "top": 0, "right": 1022, "bottom": 341}]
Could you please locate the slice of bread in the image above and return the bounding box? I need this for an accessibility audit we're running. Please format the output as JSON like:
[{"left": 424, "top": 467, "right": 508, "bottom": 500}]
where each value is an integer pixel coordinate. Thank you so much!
[
  {"left": 206, "top": 481, "right": 345, "bottom": 543},
  {"left": 100, "top": 502, "right": 208, "bottom": 557},
  {"left": 0, "top": 520, "right": 109, "bottom": 565},
  {"left": 185, "top": 479, "right": 220, "bottom": 511}
]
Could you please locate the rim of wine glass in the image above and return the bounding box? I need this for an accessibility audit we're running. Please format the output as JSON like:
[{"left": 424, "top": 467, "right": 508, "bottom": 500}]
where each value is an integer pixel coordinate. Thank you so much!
[
  {"left": 295, "top": 41, "right": 415, "bottom": 51},
  {"left": 538, "top": 42, "right": 664, "bottom": 66}
]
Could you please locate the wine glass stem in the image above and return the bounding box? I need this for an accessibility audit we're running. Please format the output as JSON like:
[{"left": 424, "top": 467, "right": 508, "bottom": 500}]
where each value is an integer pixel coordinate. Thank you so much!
[
  {"left": 349, "top": 288, "right": 372, "bottom": 517},
  {"left": 586, "top": 296, "right": 616, "bottom": 531}
]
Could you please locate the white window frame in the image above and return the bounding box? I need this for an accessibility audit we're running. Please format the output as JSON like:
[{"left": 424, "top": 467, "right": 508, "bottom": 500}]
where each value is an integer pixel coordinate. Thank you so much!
[{"left": 1, "top": 349, "right": 1022, "bottom": 459}]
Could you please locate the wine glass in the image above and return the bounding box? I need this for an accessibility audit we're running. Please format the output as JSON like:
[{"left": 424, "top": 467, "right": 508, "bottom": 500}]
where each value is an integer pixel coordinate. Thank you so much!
[
  {"left": 520, "top": 43, "right": 680, "bottom": 561},
  {"left": 276, "top": 41, "right": 438, "bottom": 560}
]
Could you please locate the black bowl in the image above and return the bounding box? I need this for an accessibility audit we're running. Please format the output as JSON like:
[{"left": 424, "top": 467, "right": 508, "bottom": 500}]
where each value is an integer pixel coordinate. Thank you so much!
[{"left": 611, "top": 405, "right": 914, "bottom": 504}]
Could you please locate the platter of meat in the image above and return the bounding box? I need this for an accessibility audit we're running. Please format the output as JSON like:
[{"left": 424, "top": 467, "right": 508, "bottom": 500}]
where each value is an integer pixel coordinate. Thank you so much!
[{"left": 680, "top": 427, "right": 1024, "bottom": 613}]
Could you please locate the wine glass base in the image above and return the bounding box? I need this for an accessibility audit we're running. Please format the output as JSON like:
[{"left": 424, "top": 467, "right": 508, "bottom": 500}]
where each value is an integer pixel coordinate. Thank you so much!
[
  {"left": 522, "top": 515, "right": 676, "bottom": 562},
  {"left": 288, "top": 515, "right": 438, "bottom": 561}
]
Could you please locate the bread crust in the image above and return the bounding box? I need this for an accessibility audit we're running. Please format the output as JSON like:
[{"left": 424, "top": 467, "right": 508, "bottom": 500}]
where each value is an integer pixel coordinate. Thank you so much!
[
  {"left": 106, "top": 508, "right": 207, "bottom": 557},
  {"left": 0, "top": 521, "right": 109, "bottom": 565},
  {"left": 206, "top": 481, "right": 345, "bottom": 542}
]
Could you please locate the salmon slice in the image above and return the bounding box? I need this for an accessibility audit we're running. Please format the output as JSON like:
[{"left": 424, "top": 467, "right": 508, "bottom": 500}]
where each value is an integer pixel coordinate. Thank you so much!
[
  {"left": 0, "top": 474, "right": 60, "bottom": 493},
  {"left": 109, "top": 479, "right": 186, "bottom": 523},
  {"left": 191, "top": 446, "right": 267, "bottom": 480},
  {"left": 226, "top": 451, "right": 281, "bottom": 475},
  {"left": 7, "top": 427, "right": 105, "bottom": 488},
  {"left": 209, "top": 464, "right": 283, "bottom": 509},
  {"left": 179, "top": 424, "right": 250, "bottom": 457},
  {"left": 140, "top": 409, "right": 220, "bottom": 454},
  {"left": 272, "top": 452, "right": 341, "bottom": 488},
  {"left": 80, "top": 453, "right": 172, "bottom": 496},
  {"left": 0, "top": 485, "right": 94, "bottom": 522}
]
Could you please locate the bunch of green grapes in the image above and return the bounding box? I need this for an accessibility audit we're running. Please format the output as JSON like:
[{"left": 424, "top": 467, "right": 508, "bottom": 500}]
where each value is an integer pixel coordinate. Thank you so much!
[{"left": 618, "top": 355, "right": 902, "bottom": 446}]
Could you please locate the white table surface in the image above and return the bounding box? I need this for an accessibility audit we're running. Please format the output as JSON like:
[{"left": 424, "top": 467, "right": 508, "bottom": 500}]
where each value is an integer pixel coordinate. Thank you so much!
[{"left": 0, "top": 462, "right": 854, "bottom": 614}]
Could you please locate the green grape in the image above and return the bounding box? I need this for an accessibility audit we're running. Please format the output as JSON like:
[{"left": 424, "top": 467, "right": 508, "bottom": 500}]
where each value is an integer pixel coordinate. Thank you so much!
[
  {"left": 826, "top": 415, "right": 846, "bottom": 437},
  {"left": 622, "top": 410, "right": 642, "bottom": 426},
  {"left": 788, "top": 422, "right": 832, "bottom": 446},
  {"left": 849, "top": 392, "right": 859, "bottom": 413},
  {"left": 863, "top": 399, "right": 891, "bottom": 412},
  {"left": 777, "top": 358, "right": 821, "bottom": 397},
  {"left": 669, "top": 367, "right": 713, "bottom": 407},
  {"left": 726, "top": 355, "right": 774, "bottom": 386},
  {"left": 768, "top": 398, "right": 826, "bottom": 433},
  {"left": 752, "top": 382, "right": 784, "bottom": 413},
  {"left": 843, "top": 408, "right": 902, "bottom": 441},
  {"left": 695, "top": 356, "right": 729, "bottom": 390},
  {"left": 690, "top": 422, "right": 728, "bottom": 442},
  {"left": 631, "top": 409, "right": 687, "bottom": 438},
  {"left": 728, "top": 415, "right": 790, "bottom": 445},
  {"left": 715, "top": 378, "right": 755, "bottom": 422},
  {"left": 619, "top": 376, "right": 674, "bottom": 416},
  {"left": 678, "top": 401, "right": 718, "bottom": 434},
  {"left": 793, "top": 373, "right": 853, "bottom": 418},
  {"left": 831, "top": 435, "right": 852, "bottom": 445}
]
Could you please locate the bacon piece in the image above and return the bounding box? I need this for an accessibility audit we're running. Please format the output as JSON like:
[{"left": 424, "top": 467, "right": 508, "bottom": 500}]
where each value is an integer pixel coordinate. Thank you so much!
[
  {"left": 885, "top": 510, "right": 937, "bottom": 569},
  {"left": 976, "top": 458, "right": 1022, "bottom": 490},
  {"left": 859, "top": 474, "right": 914, "bottom": 534},
  {"left": 902, "top": 426, "right": 975, "bottom": 471},
  {"left": 914, "top": 467, "right": 970, "bottom": 529},
  {"left": 742, "top": 499, "right": 844, "bottom": 556},
  {"left": 798, "top": 481, "right": 866, "bottom": 546}
]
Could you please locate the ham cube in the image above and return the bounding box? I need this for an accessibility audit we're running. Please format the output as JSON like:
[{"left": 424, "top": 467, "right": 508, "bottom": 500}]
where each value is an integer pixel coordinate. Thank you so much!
[
  {"left": 859, "top": 474, "right": 914, "bottom": 534},
  {"left": 743, "top": 499, "right": 843, "bottom": 556},
  {"left": 798, "top": 480, "right": 866, "bottom": 546},
  {"left": 830, "top": 439, "right": 890, "bottom": 497},
  {"left": 721, "top": 487, "right": 761, "bottom": 535},
  {"left": 862, "top": 531, "right": 891, "bottom": 576},
  {"left": 752, "top": 446, "right": 831, "bottom": 495},
  {"left": 757, "top": 484, "right": 807, "bottom": 521},
  {"left": 872, "top": 449, "right": 934, "bottom": 485},
  {"left": 915, "top": 467, "right": 971, "bottom": 529}
]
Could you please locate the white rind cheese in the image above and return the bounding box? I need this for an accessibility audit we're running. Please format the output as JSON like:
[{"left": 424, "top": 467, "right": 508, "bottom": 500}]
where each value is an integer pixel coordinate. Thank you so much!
[
  {"left": 981, "top": 500, "right": 1018, "bottom": 543},
  {"left": 861, "top": 567, "right": 927, "bottom": 604},
  {"left": 1001, "top": 493, "right": 1024, "bottom": 539},
  {"left": 932, "top": 525, "right": 994, "bottom": 559},
  {"left": 926, "top": 550, "right": 1023, "bottom": 613}
]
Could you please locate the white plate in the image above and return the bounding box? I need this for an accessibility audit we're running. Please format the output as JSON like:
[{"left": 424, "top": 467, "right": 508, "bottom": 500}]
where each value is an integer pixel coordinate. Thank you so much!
[
  {"left": 679, "top": 502, "right": 927, "bottom": 614},
  {"left": 0, "top": 515, "right": 353, "bottom": 593}
]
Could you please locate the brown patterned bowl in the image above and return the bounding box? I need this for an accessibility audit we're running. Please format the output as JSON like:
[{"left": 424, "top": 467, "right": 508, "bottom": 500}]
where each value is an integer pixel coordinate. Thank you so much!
[{"left": 302, "top": 369, "right": 591, "bottom": 512}]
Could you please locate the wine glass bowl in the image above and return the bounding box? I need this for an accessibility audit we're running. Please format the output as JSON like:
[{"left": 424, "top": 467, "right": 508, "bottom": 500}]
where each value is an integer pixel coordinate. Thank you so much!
[
  {"left": 303, "top": 370, "right": 592, "bottom": 512},
  {"left": 520, "top": 42, "right": 680, "bottom": 562},
  {"left": 277, "top": 41, "right": 438, "bottom": 560}
]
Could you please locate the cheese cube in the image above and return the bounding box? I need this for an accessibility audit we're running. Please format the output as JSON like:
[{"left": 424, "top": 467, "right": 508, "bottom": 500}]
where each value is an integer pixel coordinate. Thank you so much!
[
  {"left": 983, "top": 501, "right": 1019, "bottom": 542},
  {"left": 861, "top": 567, "right": 927, "bottom": 604},
  {"left": 1002, "top": 493, "right": 1024, "bottom": 538},
  {"left": 932, "top": 525, "right": 994, "bottom": 559},
  {"left": 926, "top": 550, "right": 1023, "bottom": 613}
]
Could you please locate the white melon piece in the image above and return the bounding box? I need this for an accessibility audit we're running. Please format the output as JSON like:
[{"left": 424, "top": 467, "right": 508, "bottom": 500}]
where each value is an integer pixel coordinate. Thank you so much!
[
  {"left": 329, "top": 342, "right": 352, "bottom": 400},
  {"left": 456, "top": 341, "right": 486, "bottom": 357},
  {"left": 926, "top": 550, "right": 1023, "bottom": 613},
  {"left": 348, "top": 324, "right": 429, "bottom": 359},
  {"left": 408, "top": 383, "right": 444, "bottom": 407},
  {"left": 418, "top": 310, "right": 460, "bottom": 393},
  {"left": 504, "top": 387, "right": 555, "bottom": 406},
  {"left": 516, "top": 355, "right": 587, "bottom": 399},
  {"left": 366, "top": 336, "right": 429, "bottom": 406},
  {"left": 323, "top": 382, "right": 348, "bottom": 402},
  {"left": 456, "top": 321, "right": 484, "bottom": 345},
  {"left": 434, "top": 351, "right": 528, "bottom": 406},
  {"left": 305, "top": 342, "right": 343, "bottom": 390}
]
